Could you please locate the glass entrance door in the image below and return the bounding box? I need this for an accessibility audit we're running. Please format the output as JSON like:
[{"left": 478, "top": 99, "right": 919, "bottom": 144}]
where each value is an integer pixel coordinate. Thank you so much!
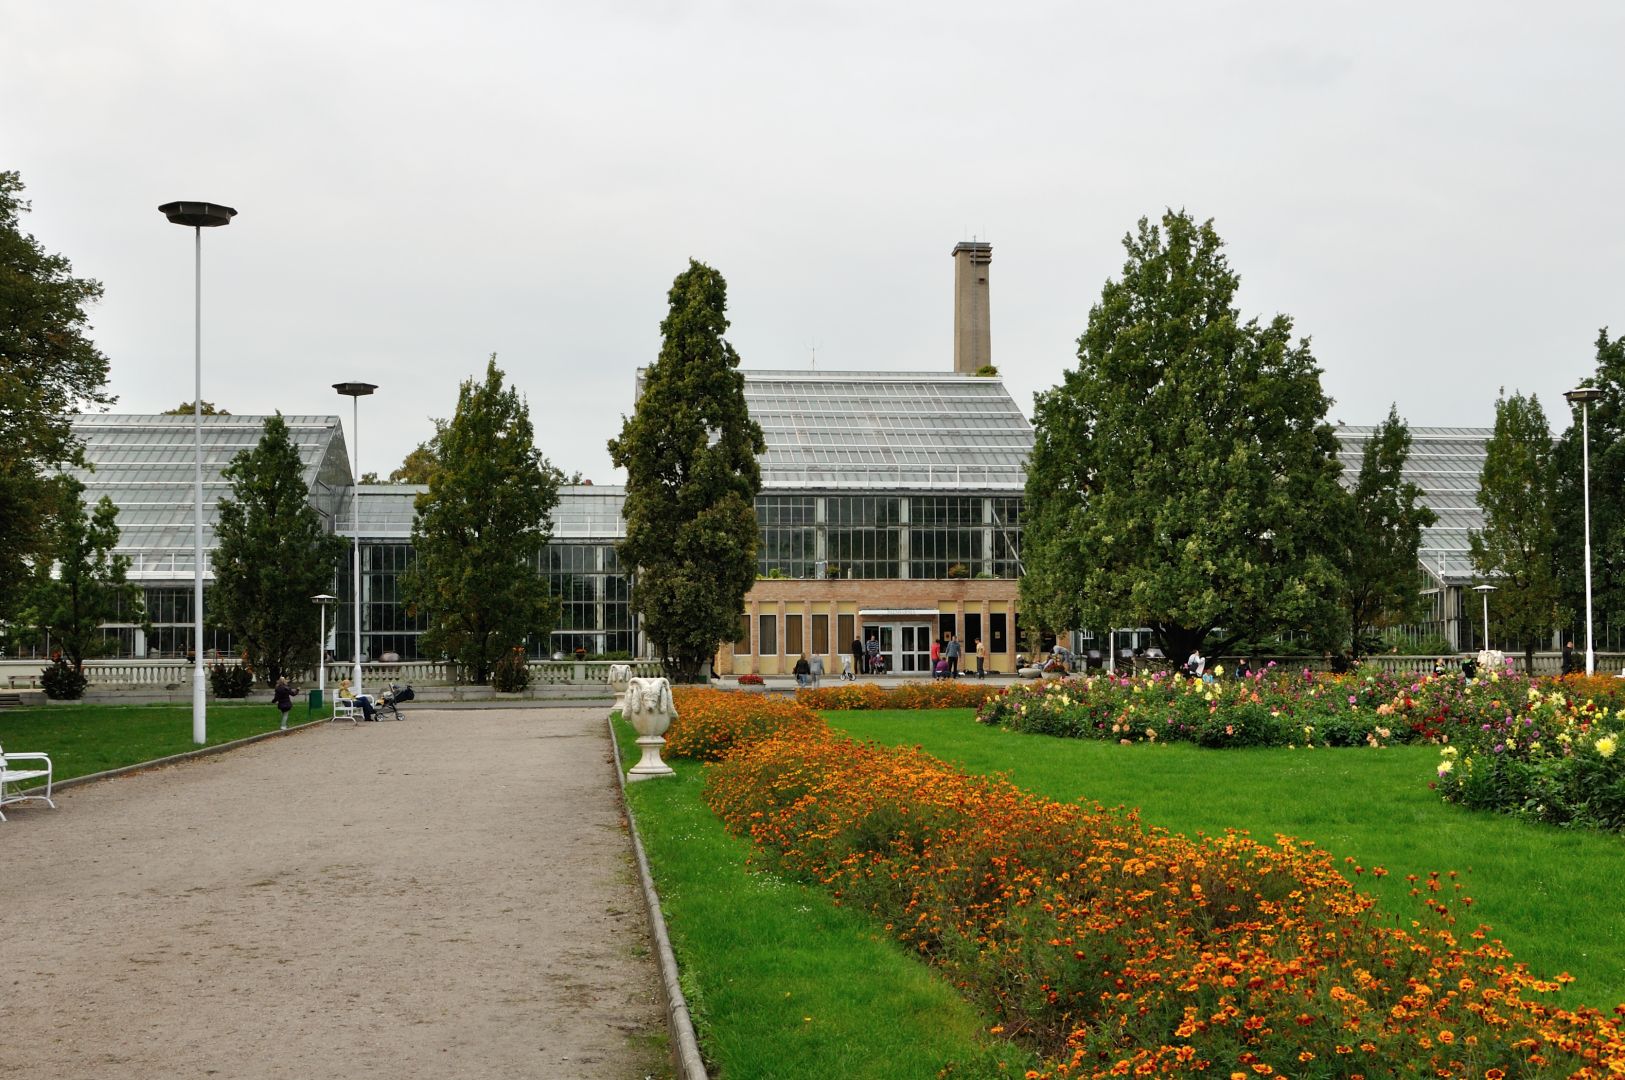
[{"left": 894, "top": 623, "right": 934, "bottom": 674}]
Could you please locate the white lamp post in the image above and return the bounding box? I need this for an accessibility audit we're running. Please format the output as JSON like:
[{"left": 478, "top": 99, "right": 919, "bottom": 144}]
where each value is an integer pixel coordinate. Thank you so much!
[
  {"left": 1566, "top": 385, "right": 1604, "bottom": 676},
  {"left": 313, "top": 593, "right": 337, "bottom": 695},
  {"left": 333, "top": 382, "right": 377, "bottom": 691},
  {"left": 159, "top": 200, "right": 237, "bottom": 745},
  {"left": 1472, "top": 583, "right": 1497, "bottom": 652}
]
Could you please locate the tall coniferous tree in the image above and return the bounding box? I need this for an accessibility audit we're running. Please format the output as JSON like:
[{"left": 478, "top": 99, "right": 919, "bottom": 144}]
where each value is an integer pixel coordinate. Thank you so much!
[
  {"left": 0, "top": 171, "right": 114, "bottom": 623},
  {"left": 608, "top": 260, "right": 764, "bottom": 683},
  {"left": 406, "top": 357, "right": 561, "bottom": 684},
  {"left": 213, "top": 414, "right": 347, "bottom": 685},
  {"left": 1022, "top": 210, "right": 1346, "bottom": 661},
  {"left": 1470, "top": 390, "right": 1560, "bottom": 669},
  {"left": 1340, "top": 406, "right": 1436, "bottom": 657}
]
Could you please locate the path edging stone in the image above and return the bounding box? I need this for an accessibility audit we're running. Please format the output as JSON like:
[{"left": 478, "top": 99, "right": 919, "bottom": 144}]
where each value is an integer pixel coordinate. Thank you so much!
[{"left": 608, "top": 715, "right": 709, "bottom": 1080}]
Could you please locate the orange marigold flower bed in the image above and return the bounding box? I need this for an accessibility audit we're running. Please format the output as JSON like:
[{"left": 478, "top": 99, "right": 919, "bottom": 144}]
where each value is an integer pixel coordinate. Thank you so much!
[
  {"left": 797, "top": 680, "right": 1007, "bottom": 710},
  {"left": 704, "top": 729, "right": 1625, "bottom": 1077},
  {"left": 661, "top": 687, "right": 826, "bottom": 762}
]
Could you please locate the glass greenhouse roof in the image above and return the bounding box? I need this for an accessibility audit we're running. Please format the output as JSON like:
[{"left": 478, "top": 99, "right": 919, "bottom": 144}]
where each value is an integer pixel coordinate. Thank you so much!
[
  {"left": 737, "top": 370, "right": 1033, "bottom": 491},
  {"left": 1336, "top": 426, "right": 1491, "bottom": 587},
  {"left": 67, "top": 414, "right": 351, "bottom": 580}
]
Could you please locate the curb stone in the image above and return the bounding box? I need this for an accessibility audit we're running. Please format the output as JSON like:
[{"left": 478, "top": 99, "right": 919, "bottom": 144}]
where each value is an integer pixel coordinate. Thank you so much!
[{"left": 608, "top": 715, "right": 709, "bottom": 1080}]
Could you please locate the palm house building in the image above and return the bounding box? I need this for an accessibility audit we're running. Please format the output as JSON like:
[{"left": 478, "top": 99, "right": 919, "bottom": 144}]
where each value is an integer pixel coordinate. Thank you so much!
[{"left": 32, "top": 243, "right": 1498, "bottom": 674}]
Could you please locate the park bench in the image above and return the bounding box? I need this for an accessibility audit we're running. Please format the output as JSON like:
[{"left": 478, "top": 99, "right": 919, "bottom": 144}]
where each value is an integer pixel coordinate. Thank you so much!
[{"left": 0, "top": 743, "right": 56, "bottom": 821}]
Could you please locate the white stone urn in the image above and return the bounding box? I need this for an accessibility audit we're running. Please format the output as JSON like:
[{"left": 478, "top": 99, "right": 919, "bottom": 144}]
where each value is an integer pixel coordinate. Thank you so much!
[
  {"left": 607, "top": 663, "right": 632, "bottom": 714},
  {"left": 624, "top": 676, "right": 676, "bottom": 781}
]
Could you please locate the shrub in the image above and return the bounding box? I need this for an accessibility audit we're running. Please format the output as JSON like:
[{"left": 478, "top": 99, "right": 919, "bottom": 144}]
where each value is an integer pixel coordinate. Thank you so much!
[
  {"left": 208, "top": 662, "right": 253, "bottom": 698},
  {"left": 1433, "top": 681, "right": 1625, "bottom": 830},
  {"left": 704, "top": 729, "right": 1625, "bottom": 1076},
  {"left": 662, "top": 687, "right": 824, "bottom": 761},
  {"left": 40, "top": 658, "right": 88, "bottom": 700},
  {"left": 491, "top": 646, "right": 531, "bottom": 692},
  {"left": 799, "top": 680, "right": 1005, "bottom": 711},
  {"left": 735, "top": 673, "right": 764, "bottom": 686}
]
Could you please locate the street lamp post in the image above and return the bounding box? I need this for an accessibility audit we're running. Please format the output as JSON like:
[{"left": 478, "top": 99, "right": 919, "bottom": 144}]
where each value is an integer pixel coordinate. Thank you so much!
[
  {"left": 1566, "top": 385, "right": 1604, "bottom": 676},
  {"left": 159, "top": 200, "right": 237, "bottom": 746},
  {"left": 1472, "top": 584, "right": 1497, "bottom": 653},
  {"left": 313, "top": 593, "right": 337, "bottom": 696},
  {"left": 333, "top": 382, "right": 378, "bottom": 692}
]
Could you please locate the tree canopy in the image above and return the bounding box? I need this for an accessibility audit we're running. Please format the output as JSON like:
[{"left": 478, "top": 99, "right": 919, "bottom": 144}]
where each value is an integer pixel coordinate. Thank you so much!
[
  {"left": 1471, "top": 389, "right": 1559, "bottom": 668},
  {"left": 0, "top": 172, "right": 114, "bottom": 622},
  {"left": 389, "top": 441, "right": 438, "bottom": 484},
  {"left": 162, "top": 401, "right": 230, "bottom": 415},
  {"left": 1339, "top": 406, "right": 1437, "bottom": 657},
  {"left": 20, "top": 479, "right": 144, "bottom": 673},
  {"left": 1552, "top": 328, "right": 1625, "bottom": 645},
  {"left": 212, "top": 413, "right": 347, "bottom": 685},
  {"left": 405, "top": 357, "right": 560, "bottom": 684},
  {"left": 1021, "top": 210, "right": 1346, "bottom": 661},
  {"left": 608, "top": 259, "right": 764, "bottom": 682}
]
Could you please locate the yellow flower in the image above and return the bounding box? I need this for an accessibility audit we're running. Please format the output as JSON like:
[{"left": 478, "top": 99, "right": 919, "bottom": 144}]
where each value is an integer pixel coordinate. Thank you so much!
[{"left": 1597, "top": 735, "right": 1618, "bottom": 759}]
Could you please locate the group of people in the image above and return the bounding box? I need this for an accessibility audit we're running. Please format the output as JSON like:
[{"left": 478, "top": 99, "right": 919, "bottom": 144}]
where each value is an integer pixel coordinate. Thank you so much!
[{"left": 841, "top": 633, "right": 991, "bottom": 680}]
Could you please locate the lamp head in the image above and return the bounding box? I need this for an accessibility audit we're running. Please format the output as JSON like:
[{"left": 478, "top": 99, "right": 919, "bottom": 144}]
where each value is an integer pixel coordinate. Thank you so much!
[
  {"left": 333, "top": 382, "right": 378, "bottom": 398},
  {"left": 158, "top": 201, "right": 237, "bottom": 227},
  {"left": 312, "top": 593, "right": 338, "bottom": 604},
  {"left": 1565, "top": 385, "right": 1604, "bottom": 405}
]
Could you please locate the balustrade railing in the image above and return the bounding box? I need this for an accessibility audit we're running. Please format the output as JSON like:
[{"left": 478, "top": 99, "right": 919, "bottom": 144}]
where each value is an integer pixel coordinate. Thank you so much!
[{"left": 0, "top": 658, "right": 665, "bottom": 689}]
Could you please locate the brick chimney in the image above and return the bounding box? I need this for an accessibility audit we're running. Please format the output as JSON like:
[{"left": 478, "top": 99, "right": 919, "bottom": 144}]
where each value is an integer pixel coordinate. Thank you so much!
[{"left": 951, "top": 241, "right": 992, "bottom": 374}]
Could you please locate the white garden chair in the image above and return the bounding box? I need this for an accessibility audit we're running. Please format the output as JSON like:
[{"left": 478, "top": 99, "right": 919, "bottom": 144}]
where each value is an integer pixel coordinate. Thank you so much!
[{"left": 0, "top": 743, "right": 56, "bottom": 821}]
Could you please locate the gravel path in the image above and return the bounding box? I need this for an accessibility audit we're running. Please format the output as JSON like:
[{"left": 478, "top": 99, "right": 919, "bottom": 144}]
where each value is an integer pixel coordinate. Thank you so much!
[{"left": 1, "top": 708, "right": 668, "bottom": 1079}]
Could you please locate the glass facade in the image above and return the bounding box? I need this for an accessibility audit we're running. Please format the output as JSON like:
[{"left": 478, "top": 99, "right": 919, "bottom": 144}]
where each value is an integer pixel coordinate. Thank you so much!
[
  {"left": 757, "top": 496, "right": 818, "bottom": 578},
  {"left": 546, "top": 542, "right": 634, "bottom": 657},
  {"left": 754, "top": 494, "right": 1022, "bottom": 580}
]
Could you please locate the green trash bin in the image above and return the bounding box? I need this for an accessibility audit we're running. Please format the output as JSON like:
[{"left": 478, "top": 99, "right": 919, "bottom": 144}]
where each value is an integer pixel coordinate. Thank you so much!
[{"left": 308, "top": 688, "right": 324, "bottom": 718}]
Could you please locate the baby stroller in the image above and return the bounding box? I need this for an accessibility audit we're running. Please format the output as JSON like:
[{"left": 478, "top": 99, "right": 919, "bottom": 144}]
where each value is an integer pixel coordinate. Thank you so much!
[{"left": 380, "top": 682, "right": 415, "bottom": 719}]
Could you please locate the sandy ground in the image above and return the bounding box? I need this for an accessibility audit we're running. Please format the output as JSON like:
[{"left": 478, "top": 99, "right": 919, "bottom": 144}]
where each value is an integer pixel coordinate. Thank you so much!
[{"left": 1, "top": 708, "right": 670, "bottom": 1079}]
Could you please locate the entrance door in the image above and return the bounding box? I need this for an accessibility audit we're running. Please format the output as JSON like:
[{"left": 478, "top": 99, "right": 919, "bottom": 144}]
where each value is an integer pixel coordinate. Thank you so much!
[{"left": 895, "top": 623, "right": 933, "bottom": 674}]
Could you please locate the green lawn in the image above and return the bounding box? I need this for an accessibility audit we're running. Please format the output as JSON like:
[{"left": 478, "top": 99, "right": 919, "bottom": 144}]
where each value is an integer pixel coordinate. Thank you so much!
[
  {"left": 613, "top": 717, "right": 1033, "bottom": 1080},
  {"left": 825, "top": 708, "right": 1625, "bottom": 1012},
  {"left": 0, "top": 702, "right": 317, "bottom": 782}
]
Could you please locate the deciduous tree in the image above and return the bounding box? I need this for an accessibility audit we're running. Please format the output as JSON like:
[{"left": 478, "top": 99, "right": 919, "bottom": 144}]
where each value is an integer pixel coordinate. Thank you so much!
[
  {"left": 0, "top": 172, "right": 113, "bottom": 622},
  {"left": 1470, "top": 390, "right": 1559, "bottom": 669},
  {"left": 212, "top": 414, "right": 347, "bottom": 685},
  {"left": 389, "top": 441, "right": 438, "bottom": 484},
  {"left": 1022, "top": 210, "right": 1346, "bottom": 661},
  {"left": 1552, "top": 328, "right": 1625, "bottom": 645},
  {"left": 405, "top": 357, "right": 560, "bottom": 683},
  {"left": 608, "top": 260, "right": 764, "bottom": 682},
  {"left": 21, "top": 479, "right": 144, "bottom": 673},
  {"left": 1340, "top": 406, "right": 1437, "bottom": 657}
]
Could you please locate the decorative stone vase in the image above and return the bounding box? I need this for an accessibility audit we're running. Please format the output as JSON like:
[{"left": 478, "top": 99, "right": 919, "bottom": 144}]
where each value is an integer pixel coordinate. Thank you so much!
[
  {"left": 607, "top": 664, "right": 632, "bottom": 714},
  {"left": 624, "top": 676, "right": 676, "bottom": 781}
]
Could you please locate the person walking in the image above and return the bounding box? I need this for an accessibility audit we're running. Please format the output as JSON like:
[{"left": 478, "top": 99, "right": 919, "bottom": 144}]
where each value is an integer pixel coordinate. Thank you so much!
[
  {"left": 930, "top": 636, "right": 942, "bottom": 674},
  {"left": 975, "top": 637, "right": 987, "bottom": 679},
  {"left": 851, "top": 637, "right": 865, "bottom": 680},
  {"left": 272, "top": 676, "right": 297, "bottom": 730},
  {"left": 945, "top": 633, "right": 962, "bottom": 678},
  {"left": 809, "top": 653, "right": 824, "bottom": 688},
  {"left": 1562, "top": 640, "right": 1578, "bottom": 676},
  {"left": 793, "top": 654, "right": 812, "bottom": 688},
  {"left": 865, "top": 634, "right": 881, "bottom": 675}
]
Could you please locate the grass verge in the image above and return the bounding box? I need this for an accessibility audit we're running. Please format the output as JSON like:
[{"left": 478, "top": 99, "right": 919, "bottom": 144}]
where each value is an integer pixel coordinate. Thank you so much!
[
  {"left": 0, "top": 702, "right": 316, "bottom": 783},
  {"left": 613, "top": 716, "right": 1035, "bottom": 1080},
  {"left": 825, "top": 708, "right": 1625, "bottom": 1012}
]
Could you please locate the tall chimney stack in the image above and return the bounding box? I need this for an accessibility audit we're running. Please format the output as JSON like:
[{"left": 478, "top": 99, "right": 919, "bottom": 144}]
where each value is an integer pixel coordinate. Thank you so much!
[{"left": 951, "top": 241, "right": 992, "bottom": 374}]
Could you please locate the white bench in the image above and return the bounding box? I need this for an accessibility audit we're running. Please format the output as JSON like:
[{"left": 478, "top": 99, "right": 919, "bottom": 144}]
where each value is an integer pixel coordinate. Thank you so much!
[
  {"left": 333, "top": 695, "right": 357, "bottom": 722},
  {"left": 0, "top": 744, "right": 56, "bottom": 821}
]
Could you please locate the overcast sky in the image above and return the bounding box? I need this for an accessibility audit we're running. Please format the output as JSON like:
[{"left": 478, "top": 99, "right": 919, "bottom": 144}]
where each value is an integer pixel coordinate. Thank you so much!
[{"left": 6, "top": 1, "right": 1624, "bottom": 483}]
